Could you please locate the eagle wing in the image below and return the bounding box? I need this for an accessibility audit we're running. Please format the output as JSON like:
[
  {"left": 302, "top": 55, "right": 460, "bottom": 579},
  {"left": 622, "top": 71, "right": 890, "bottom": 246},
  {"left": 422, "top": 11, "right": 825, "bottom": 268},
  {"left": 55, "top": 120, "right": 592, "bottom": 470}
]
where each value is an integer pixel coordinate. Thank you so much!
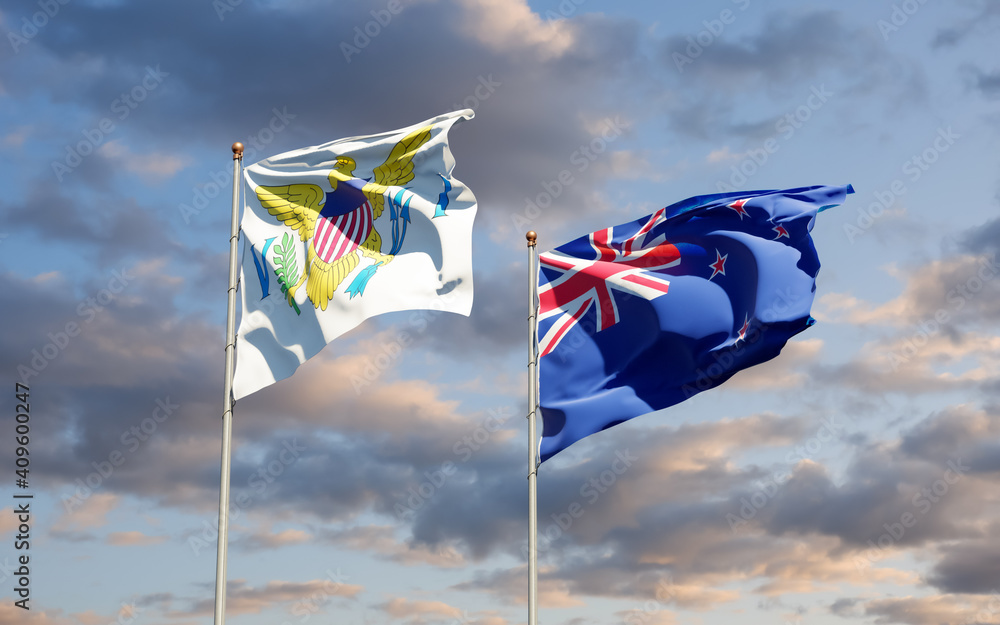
[
  {"left": 362, "top": 125, "right": 432, "bottom": 219},
  {"left": 304, "top": 245, "right": 360, "bottom": 311},
  {"left": 254, "top": 184, "right": 324, "bottom": 242}
]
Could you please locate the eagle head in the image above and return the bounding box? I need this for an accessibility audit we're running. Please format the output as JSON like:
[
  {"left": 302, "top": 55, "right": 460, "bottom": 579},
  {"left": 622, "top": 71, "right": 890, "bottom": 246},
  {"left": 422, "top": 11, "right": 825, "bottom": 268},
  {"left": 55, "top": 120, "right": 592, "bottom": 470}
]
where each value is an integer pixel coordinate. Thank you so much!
[{"left": 328, "top": 156, "right": 357, "bottom": 189}]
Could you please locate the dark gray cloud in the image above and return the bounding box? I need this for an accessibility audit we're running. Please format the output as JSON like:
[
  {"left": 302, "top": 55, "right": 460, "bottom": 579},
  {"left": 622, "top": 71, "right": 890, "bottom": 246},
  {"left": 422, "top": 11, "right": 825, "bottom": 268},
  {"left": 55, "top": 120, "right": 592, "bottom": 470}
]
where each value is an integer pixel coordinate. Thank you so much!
[
  {"left": 746, "top": 407, "right": 999, "bottom": 551},
  {"left": 407, "top": 413, "right": 808, "bottom": 562},
  {"left": 963, "top": 216, "right": 1000, "bottom": 254},
  {"left": 900, "top": 407, "right": 1000, "bottom": 463},
  {"left": 0, "top": 262, "right": 496, "bottom": 518},
  {"left": 442, "top": 407, "right": 1000, "bottom": 607},
  {"left": 830, "top": 597, "right": 862, "bottom": 617},
  {"left": 933, "top": 0, "right": 1000, "bottom": 48},
  {"left": 663, "top": 11, "right": 858, "bottom": 83},
  {"left": 755, "top": 453, "right": 975, "bottom": 547},
  {"left": 277, "top": 402, "right": 965, "bottom": 607},
  {"left": 48, "top": 530, "right": 97, "bottom": 543},
  {"left": 136, "top": 592, "right": 175, "bottom": 609},
  {"left": 405, "top": 454, "right": 524, "bottom": 560},
  {"left": 1, "top": 0, "right": 649, "bottom": 238},
  {"left": 1, "top": 183, "right": 183, "bottom": 265},
  {"left": 928, "top": 541, "right": 1000, "bottom": 594},
  {"left": 658, "top": 10, "right": 924, "bottom": 141},
  {"left": 0, "top": 268, "right": 222, "bottom": 500},
  {"left": 972, "top": 67, "right": 1000, "bottom": 97},
  {"left": 862, "top": 594, "right": 1000, "bottom": 625}
]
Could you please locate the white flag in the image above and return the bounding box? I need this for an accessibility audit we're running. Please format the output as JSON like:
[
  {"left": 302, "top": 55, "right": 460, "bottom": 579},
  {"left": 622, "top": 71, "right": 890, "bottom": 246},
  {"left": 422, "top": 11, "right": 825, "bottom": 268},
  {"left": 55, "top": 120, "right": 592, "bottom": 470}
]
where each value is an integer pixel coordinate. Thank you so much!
[{"left": 233, "top": 110, "right": 477, "bottom": 399}]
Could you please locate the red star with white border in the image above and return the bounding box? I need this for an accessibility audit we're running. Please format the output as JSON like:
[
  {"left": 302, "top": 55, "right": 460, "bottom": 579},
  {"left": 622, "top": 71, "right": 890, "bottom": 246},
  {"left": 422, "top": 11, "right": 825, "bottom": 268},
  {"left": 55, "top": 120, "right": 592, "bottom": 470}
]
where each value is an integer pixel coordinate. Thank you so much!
[
  {"left": 709, "top": 249, "right": 728, "bottom": 280},
  {"left": 737, "top": 315, "right": 751, "bottom": 342},
  {"left": 772, "top": 224, "right": 789, "bottom": 239},
  {"left": 728, "top": 198, "right": 750, "bottom": 219}
]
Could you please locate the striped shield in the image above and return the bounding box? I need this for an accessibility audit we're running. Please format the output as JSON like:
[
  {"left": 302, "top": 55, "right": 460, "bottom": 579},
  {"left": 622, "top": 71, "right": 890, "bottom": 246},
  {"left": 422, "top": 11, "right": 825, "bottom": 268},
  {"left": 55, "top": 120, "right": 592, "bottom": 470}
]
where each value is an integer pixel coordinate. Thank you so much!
[{"left": 313, "top": 199, "right": 374, "bottom": 264}]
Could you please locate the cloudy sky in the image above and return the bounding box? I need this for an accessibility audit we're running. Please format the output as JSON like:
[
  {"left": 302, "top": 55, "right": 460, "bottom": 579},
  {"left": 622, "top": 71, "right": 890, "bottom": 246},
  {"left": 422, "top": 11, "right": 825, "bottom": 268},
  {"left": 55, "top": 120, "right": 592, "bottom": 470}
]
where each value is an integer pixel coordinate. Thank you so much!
[{"left": 1, "top": 0, "right": 999, "bottom": 624}]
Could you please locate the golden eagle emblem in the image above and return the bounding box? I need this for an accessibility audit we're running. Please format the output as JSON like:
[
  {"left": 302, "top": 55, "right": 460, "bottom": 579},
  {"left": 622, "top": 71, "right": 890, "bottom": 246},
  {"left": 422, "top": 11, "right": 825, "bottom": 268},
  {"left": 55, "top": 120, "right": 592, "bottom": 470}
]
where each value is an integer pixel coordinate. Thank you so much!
[{"left": 254, "top": 125, "right": 445, "bottom": 311}]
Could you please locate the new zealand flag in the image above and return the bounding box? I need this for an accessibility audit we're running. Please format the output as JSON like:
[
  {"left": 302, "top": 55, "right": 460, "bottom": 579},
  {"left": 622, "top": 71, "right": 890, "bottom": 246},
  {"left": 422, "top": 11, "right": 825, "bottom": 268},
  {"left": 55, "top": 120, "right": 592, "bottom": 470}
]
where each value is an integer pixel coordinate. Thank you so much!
[{"left": 537, "top": 185, "right": 853, "bottom": 462}]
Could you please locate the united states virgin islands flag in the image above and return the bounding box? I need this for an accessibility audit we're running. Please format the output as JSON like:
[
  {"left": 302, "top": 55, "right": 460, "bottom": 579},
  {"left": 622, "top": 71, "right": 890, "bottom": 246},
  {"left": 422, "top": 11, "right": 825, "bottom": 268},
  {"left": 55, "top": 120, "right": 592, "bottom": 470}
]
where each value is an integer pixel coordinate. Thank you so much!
[
  {"left": 537, "top": 184, "right": 853, "bottom": 461},
  {"left": 233, "top": 110, "right": 477, "bottom": 399}
]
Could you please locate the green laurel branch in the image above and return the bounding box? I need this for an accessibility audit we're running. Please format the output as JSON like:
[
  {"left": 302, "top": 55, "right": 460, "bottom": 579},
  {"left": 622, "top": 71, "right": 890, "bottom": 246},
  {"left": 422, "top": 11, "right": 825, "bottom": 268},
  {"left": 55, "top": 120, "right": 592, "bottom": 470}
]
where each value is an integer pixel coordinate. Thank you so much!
[{"left": 272, "top": 232, "right": 301, "bottom": 315}]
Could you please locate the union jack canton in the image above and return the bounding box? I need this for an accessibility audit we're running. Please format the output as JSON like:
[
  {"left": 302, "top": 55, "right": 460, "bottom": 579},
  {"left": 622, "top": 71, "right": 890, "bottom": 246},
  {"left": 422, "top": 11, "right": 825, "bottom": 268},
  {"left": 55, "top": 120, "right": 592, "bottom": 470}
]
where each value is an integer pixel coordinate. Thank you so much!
[{"left": 538, "top": 208, "right": 678, "bottom": 358}]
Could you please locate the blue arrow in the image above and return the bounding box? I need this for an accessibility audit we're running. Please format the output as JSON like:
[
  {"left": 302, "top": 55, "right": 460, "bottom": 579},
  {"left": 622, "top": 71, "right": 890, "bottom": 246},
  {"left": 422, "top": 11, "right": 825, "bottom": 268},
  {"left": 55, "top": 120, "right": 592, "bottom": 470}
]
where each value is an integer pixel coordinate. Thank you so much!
[
  {"left": 390, "top": 188, "right": 411, "bottom": 256},
  {"left": 345, "top": 263, "right": 381, "bottom": 299},
  {"left": 434, "top": 174, "right": 451, "bottom": 218},
  {"left": 389, "top": 190, "right": 399, "bottom": 254}
]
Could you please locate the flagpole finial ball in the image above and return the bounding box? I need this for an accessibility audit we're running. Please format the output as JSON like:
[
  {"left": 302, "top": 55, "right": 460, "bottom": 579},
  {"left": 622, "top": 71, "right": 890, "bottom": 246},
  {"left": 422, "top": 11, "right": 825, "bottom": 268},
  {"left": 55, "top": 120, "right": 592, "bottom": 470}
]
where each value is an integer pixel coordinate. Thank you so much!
[
  {"left": 526, "top": 231, "right": 537, "bottom": 247},
  {"left": 232, "top": 142, "right": 244, "bottom": 159}
]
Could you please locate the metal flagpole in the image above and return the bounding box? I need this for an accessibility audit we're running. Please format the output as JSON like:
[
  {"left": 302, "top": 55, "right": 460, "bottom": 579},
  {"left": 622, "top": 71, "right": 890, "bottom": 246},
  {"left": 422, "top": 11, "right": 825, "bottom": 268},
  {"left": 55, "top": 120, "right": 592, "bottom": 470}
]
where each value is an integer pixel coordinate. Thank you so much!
[
  {"left": 213, "top": 142, "right": 244, "bottom": 625},
  {"left": 526, "top": 231, "right": 540, "bottom": 625}
]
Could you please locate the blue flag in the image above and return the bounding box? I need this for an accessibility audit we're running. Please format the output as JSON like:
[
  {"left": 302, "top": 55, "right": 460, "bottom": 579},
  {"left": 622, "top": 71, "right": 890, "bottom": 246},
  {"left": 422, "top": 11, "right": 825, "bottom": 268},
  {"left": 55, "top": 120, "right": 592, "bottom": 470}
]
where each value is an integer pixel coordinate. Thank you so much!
[{"left": 537, "top": 185, "right": 853, "bottom": 462}]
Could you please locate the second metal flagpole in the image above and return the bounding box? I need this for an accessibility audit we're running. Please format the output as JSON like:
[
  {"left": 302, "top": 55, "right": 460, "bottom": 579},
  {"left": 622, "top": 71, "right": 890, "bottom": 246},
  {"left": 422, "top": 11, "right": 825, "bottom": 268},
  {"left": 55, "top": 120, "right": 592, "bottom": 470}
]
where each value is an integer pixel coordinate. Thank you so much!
[
  {"left": 526, "top": 231, "right": 539, "bottom": 625},
  {"left": 213, "top": 142, "right": 244, "bottom": 625}
]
